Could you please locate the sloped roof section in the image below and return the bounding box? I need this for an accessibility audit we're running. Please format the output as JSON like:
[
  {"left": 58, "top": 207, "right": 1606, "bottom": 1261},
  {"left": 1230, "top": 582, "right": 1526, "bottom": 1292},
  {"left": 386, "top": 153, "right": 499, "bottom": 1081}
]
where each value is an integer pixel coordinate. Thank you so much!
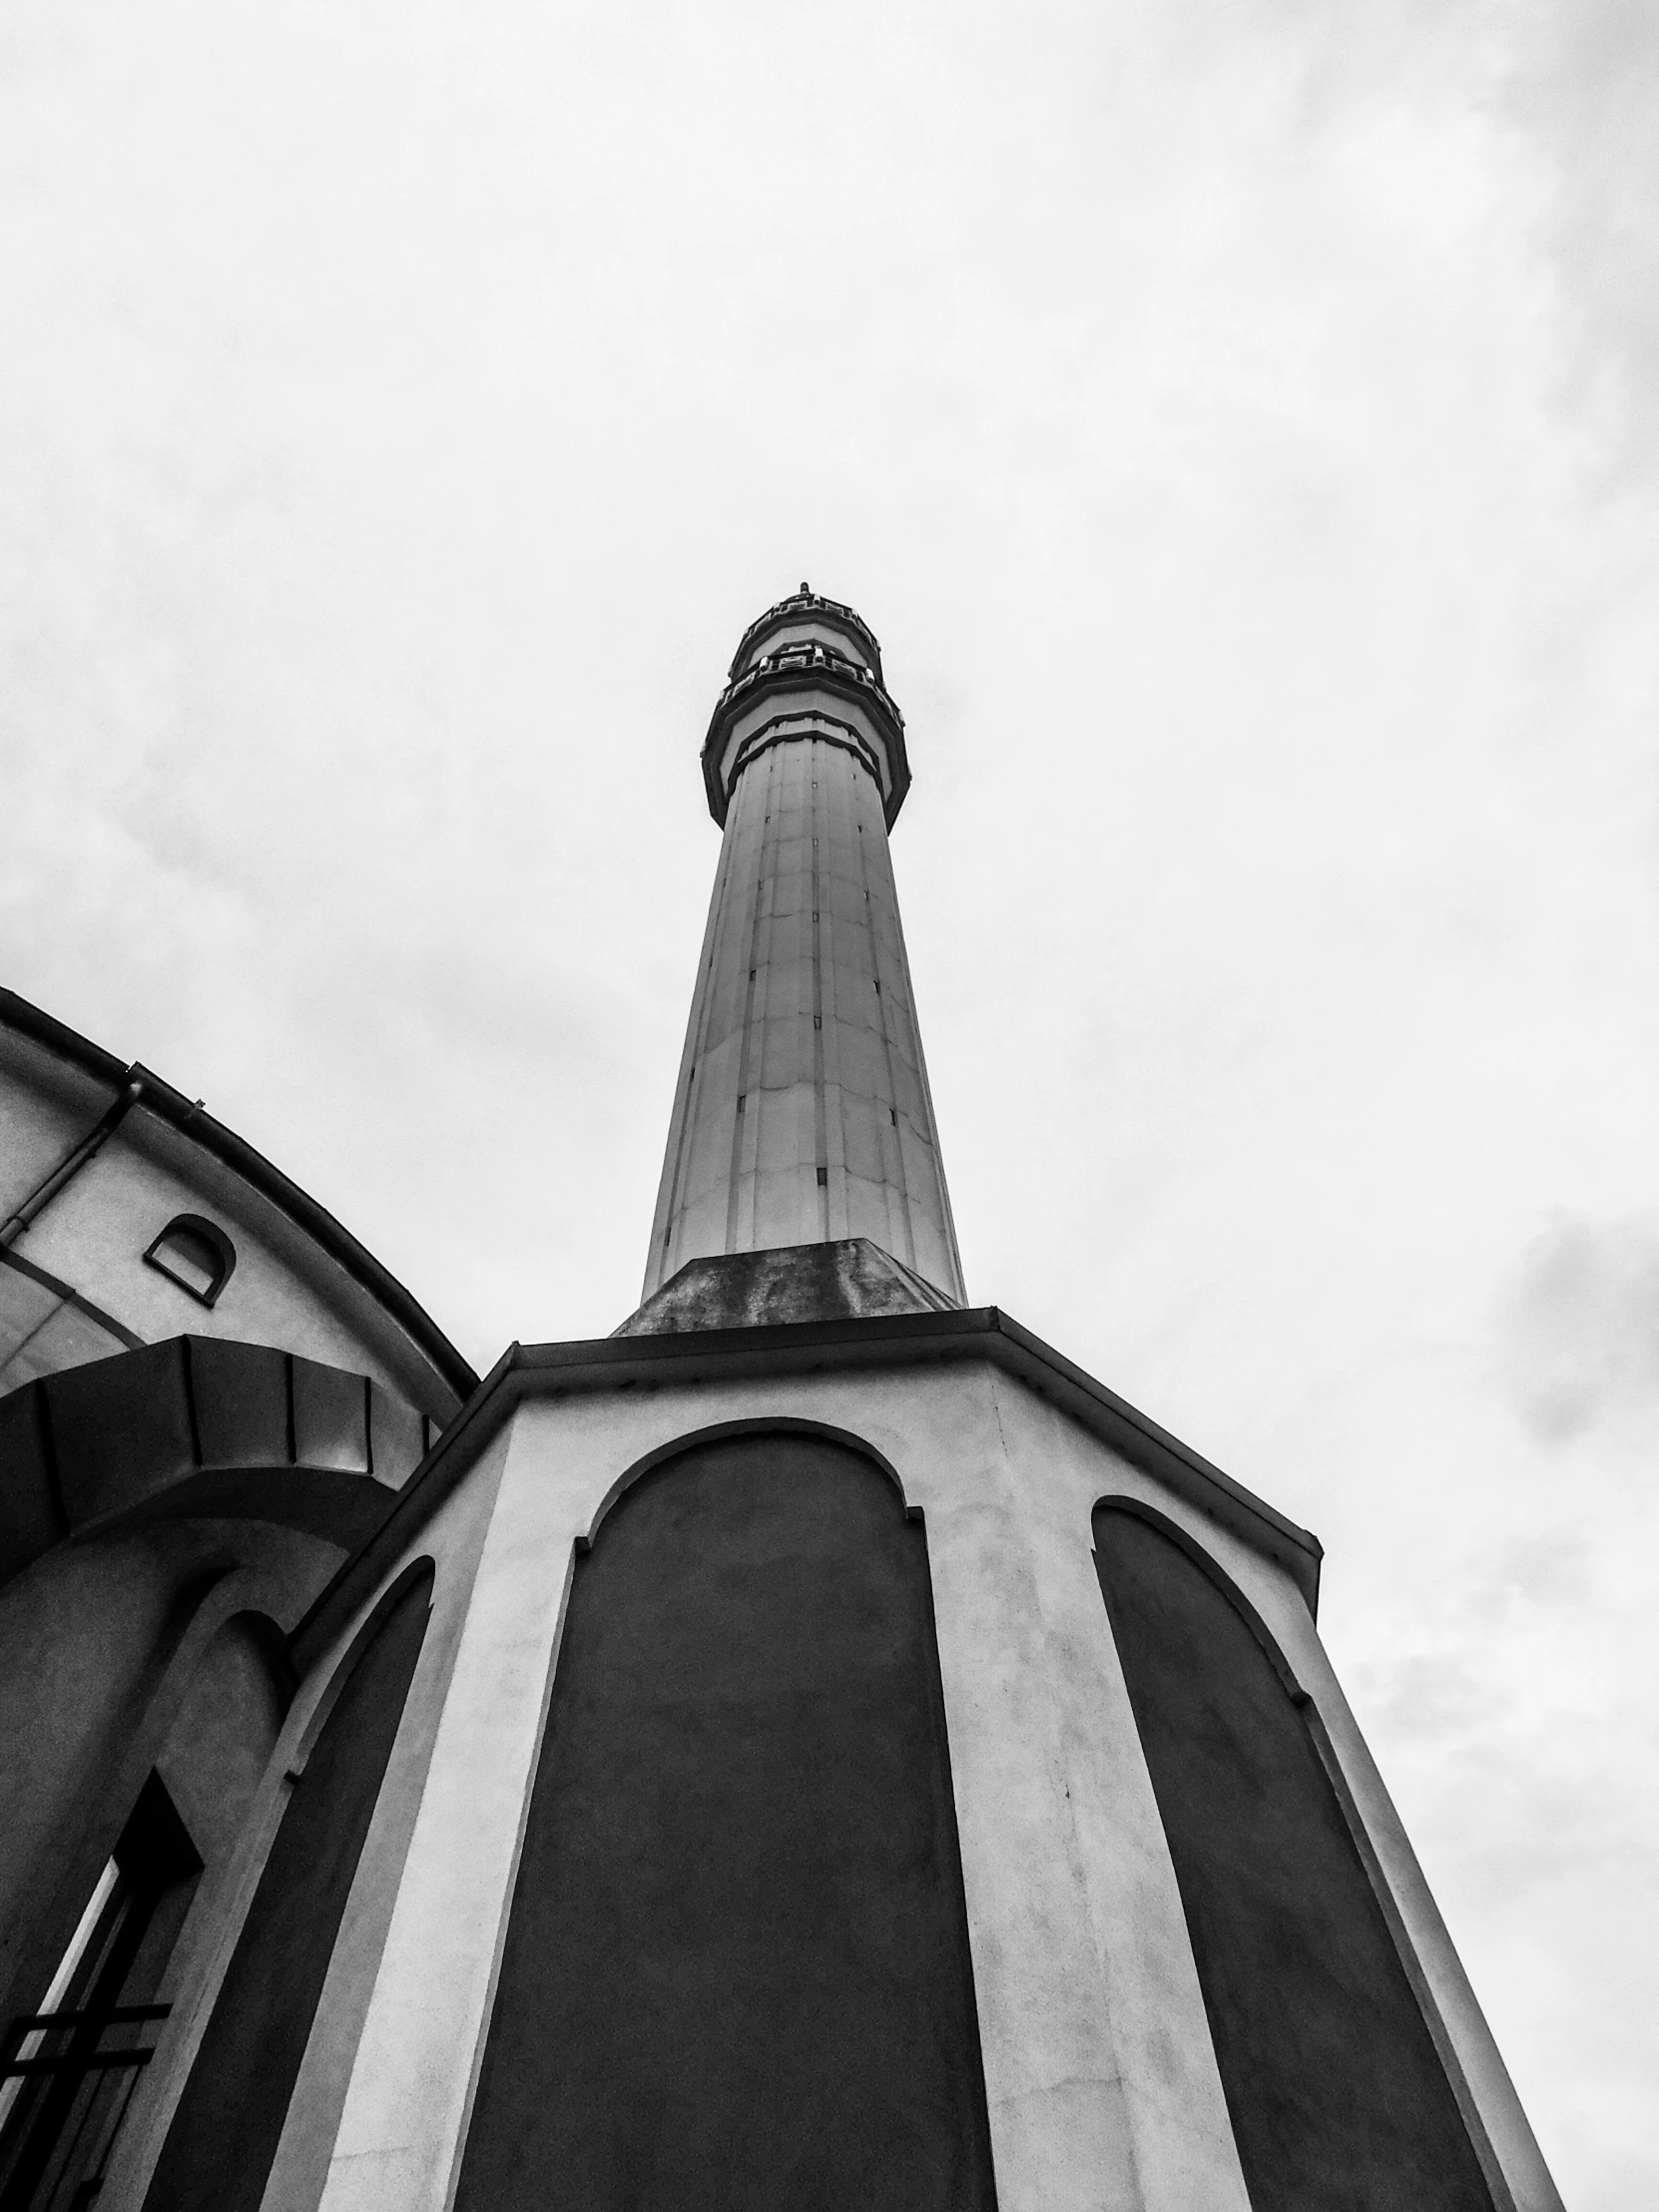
[{"left": 615, "top": 1239, "right": 959, "bottom": 1336}]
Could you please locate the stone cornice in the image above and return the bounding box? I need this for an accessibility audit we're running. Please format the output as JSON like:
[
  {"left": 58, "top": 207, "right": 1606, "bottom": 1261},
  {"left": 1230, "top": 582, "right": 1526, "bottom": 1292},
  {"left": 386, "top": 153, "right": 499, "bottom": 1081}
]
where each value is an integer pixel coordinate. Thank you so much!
[
  {"left": 701, "top": 644, "right": 911, "bottom": 828},
  {"left": 728, "top": 589, "right": 884, "bottom": 683},
  {"left": 290, "top": 1307, "right": 1324, "bottom": 1669}
]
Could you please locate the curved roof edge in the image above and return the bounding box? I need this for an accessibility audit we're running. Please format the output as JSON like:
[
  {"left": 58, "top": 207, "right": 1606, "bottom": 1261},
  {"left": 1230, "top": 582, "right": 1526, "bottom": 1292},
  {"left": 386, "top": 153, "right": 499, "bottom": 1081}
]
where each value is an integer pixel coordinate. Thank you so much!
[{"left": 0, "top": 988, "right": 478, "bottom": 1403}]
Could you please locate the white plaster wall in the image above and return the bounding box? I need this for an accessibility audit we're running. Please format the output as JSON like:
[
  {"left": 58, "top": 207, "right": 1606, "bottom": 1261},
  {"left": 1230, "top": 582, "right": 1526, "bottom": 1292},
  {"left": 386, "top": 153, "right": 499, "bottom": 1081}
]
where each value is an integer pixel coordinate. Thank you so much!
[
  {"left": 0, "top": 1048, "right": 461, "bottom": 1416},
  {"left": 310, "top": 1370, "right": 1238, "bottom": 2212},
  {"left": 644, "top": 733, "right": 965, "bottom": 1303},
  {"left": 314, "top": 1404, "right": 596, "bottom": 2212},
  {"left": 0, "top": 1043, "right": 95, "bottom": 1217},
  {"left": 0, "top": 1258, "right": 130, "bottom": 1391},
  {"left": 252, "top": 1355, "right": 1555, "bottom": 2212},
  {"left": 259, "top": 1430, "right": 516, "bottom": 2212},
  {"left": 982, "top": 1375, "right": 1564, "bottom": 2212}
]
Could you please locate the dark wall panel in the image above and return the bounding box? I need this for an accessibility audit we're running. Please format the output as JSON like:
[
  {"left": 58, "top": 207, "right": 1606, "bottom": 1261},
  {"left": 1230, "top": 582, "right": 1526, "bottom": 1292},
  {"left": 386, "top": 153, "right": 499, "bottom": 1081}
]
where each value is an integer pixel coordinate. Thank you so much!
[
  {"left": 142, "top": 1561, "right": 433, "bottom": 2212},
  {"left": 1093, "top": 1504, "right": 1493, "bottom": 2212},
  {"left": 456, "top": 1430, "right": 996, "bottom": 2212}
]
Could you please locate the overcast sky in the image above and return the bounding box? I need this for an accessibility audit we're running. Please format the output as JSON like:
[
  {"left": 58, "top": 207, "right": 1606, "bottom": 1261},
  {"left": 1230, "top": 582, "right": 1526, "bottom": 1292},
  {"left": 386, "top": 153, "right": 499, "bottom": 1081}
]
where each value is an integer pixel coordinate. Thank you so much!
[{"left": 4, "top": 1, "right": 1656, "bottom": 2199}]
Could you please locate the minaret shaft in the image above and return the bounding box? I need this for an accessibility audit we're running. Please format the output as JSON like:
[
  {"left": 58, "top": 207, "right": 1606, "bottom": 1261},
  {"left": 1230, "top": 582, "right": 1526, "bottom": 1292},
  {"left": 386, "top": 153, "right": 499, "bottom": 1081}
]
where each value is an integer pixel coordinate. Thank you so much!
[{"left": 644, "top": 729, "right": 963, "bottom": 1302}]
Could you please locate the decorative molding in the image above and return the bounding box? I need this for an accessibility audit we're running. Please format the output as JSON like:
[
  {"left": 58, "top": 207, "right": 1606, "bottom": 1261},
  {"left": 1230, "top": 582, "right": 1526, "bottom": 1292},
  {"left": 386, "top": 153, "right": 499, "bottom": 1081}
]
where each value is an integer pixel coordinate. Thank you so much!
[
  {"left": 289, "top": 1308, "right": 1325, "bottom": 1670},
  {"left": 0, "top": 1246, "right": 143, "bottom": 1350},
  {"left": 702, "top": 656, "right": 910, "bottom": 829},
  {"left": 579, "top": 1414, "right": 910, "bottom": 1548},
  {"left": 724, "top": 714, "right": 884, "bottom": 802},
  {"left": 143, "top": 1213, "right": 238, "bottom": 1309},
  {"left": 727, "top": 588, "right": 884, "bottom": 683}
]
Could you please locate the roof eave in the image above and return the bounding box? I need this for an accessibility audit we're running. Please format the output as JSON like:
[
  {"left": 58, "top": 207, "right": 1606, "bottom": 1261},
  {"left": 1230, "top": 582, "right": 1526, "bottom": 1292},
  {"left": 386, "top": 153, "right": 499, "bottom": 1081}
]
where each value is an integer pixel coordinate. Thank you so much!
[
  {"left": 0, "top": 988, "right": 478, "bottom": 1405},
  {"left": 290, "top": 1307, "right": 1322, "bottom": 1670}
]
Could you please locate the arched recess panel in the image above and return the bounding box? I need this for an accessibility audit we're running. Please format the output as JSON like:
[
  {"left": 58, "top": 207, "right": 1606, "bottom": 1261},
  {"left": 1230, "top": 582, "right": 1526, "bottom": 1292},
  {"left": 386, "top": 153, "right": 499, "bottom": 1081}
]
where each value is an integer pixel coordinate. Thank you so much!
[
  {"left": 455, "top": 1430, "right": 997, "bottom": 2212},
  {"left": 154, "top": 1611, "right": 292, "bottom": 1874},
  {"left": 141, "top": 1560, "right": 434, "bottom": 2212},
  {"left": 1092, "top": 1503, "right": 1494, "bottom": 2212}
]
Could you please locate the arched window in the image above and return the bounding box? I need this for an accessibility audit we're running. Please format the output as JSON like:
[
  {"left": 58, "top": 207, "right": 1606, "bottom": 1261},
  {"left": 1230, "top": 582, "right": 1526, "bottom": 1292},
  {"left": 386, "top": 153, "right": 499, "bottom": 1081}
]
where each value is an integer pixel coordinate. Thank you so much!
[
  {"left": 142, "top": 1216, "right": 236, "bottom": 1308},
  {"left": 0, "top": 1775, "right": 201, "bottom": 2208}
]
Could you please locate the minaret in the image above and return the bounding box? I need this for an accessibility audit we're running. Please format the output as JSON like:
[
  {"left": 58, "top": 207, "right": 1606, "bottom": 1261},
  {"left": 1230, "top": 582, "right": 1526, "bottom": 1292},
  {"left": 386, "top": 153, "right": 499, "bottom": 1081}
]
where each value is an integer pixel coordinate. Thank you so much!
[
  {"left": 643, "top": 586, "right": 965, "bottom": 1304},
  {"left": 16, "top": 590, "right": 1565, "bottom": 2212}
]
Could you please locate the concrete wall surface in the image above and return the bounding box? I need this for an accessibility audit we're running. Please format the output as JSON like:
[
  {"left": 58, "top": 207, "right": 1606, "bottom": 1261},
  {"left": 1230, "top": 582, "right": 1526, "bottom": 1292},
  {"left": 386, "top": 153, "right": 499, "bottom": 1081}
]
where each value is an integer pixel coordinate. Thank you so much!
[
  {"left": 0, "top": 1251, "right": 134, "bottom": 1391},
  {"left": 96, "top": 1427, "right": 513, "bottom": 2212},
  {"left": 644, "top": 736, "right": 963, "bottom": 1304},
  {"left": 227, "top": 1353, "right": 1558, "bottom": 2212},
  {"left": 0, "top": 1031, "right": 464, "bottom": 1418},
  {"left": 0, "top": 1518, "right": 336, "bottom": 2044}
]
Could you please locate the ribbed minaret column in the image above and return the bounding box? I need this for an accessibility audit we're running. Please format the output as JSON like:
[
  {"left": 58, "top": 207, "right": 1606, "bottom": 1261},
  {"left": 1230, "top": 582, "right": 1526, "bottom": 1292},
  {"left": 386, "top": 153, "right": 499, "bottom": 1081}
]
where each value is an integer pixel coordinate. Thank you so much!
[{"left": 644, "top": 588, "right": 965, "bottom": 1305}]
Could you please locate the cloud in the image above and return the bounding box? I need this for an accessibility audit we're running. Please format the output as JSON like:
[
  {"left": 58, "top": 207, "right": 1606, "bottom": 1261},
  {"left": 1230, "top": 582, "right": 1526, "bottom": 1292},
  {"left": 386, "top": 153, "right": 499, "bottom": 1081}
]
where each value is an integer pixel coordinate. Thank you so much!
[
  {"left": 1502, "top": 0, "right": 1659, "bottom": 477},
  {"left": 1506, "top": 1216, "right": 1659, "bottom": 1439},
  {"left": 4, "top": 2, "right": 1658, "bottom": 2202}
]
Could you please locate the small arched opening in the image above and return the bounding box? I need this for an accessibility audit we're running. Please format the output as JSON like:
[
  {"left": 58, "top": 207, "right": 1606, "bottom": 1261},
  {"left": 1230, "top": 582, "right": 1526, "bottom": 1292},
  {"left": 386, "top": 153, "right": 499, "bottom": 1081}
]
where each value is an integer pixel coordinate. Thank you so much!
[{"left": 142, "top": 1217, "right": 236, "bottom": 1309}]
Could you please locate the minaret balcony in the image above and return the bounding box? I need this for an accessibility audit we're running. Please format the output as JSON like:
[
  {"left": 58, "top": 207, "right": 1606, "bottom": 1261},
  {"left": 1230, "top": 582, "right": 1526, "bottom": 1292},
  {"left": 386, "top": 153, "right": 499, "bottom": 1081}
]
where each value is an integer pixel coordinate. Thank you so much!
[{"left": 701, "top": 640, "right": 910, "bottom": 828}]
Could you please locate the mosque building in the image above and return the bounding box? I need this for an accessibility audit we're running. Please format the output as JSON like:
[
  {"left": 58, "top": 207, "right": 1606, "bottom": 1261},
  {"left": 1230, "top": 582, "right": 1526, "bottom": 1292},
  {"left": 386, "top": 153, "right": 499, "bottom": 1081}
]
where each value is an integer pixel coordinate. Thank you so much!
[{"left": 0, "top": 588, "right": 1562, "bottom": 2211}]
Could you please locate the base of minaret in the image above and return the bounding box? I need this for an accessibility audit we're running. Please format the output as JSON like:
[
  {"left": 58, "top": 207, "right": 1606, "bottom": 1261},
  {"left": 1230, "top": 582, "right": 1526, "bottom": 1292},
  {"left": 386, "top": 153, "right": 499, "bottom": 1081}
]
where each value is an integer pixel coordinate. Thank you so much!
[
  {"left": 102, "top": 1250, "right": 1560, "bottom": 2212},
  {"left": 617, "top": 1235, "right": 960, "bottom": 1335}
]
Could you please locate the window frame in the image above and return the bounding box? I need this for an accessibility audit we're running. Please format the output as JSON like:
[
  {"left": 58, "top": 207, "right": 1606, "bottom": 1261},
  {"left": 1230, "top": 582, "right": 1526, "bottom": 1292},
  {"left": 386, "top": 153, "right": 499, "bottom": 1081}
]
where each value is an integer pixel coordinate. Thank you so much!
[{"left": 142, "top": 1215, "right": 237, "bottom": 1309}]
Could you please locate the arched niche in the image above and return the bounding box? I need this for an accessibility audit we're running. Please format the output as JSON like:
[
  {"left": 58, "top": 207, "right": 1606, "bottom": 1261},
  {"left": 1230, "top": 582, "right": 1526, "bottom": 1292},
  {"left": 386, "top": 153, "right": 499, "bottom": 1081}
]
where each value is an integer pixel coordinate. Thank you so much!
[
  {"left": 141, "top": 1558, "right": 435, "bottom": 2212},
  {"left": 154, "top": 1610, "right": 292, "bottom": 1874},
  {"left": 0, "top": 1610, "right": 291, "bottom": 2207},
  {"left": 580, "top": 1412, "right": 909, "bottom": 1545},
  {"left": 1092, "top": 1498, "right": 1498, "bottom": 2212},
  {"left": 456, "top": 1426, "right": 995, "bottom": 2212}
]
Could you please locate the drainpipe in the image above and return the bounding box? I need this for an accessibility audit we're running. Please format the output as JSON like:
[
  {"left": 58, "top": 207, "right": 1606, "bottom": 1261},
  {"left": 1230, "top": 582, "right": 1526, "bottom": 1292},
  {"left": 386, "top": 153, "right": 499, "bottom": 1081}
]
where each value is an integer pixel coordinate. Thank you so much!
[{"left": 0, "top": 1073, "right": 145, "bottom": 1251}]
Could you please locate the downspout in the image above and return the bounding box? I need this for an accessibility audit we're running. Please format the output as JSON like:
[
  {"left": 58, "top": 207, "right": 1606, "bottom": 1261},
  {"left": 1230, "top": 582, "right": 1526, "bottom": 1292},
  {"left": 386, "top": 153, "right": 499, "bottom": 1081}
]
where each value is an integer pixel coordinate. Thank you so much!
[{"left": 0, "top": 1074, "right": 145, "bottom": 1251}]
